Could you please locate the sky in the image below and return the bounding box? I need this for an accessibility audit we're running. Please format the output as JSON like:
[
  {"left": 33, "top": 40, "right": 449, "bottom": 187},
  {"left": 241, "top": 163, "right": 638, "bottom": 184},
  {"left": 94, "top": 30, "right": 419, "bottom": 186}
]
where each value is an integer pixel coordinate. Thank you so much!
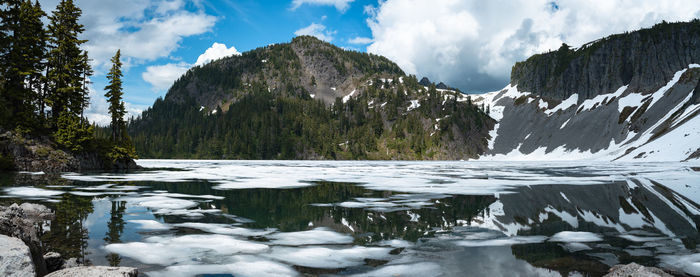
[{"left": 35, "top": 0, "right": 700, "bottom": 125}]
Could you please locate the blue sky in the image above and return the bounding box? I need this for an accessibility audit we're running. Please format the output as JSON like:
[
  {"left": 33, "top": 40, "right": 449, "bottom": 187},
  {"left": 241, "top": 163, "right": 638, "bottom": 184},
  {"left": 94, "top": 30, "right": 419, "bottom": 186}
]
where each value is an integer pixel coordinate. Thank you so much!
[{"left": 37, "top": 0, "right": 700, "bottom": 125}]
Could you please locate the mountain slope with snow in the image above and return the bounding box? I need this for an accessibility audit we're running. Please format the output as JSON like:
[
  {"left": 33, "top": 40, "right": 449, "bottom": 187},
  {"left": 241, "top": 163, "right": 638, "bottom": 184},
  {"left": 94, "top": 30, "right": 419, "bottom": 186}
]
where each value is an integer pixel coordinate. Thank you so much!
[{"left": 474, "top": 21, "right": 700, "bottom": 162}]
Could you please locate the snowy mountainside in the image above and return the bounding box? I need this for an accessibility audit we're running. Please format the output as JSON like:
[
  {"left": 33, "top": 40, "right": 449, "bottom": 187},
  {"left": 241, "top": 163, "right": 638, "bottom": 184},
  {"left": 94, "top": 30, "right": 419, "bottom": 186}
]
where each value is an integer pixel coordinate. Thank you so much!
[{"left": 473, "top": 64, "right": 700, "bottom": 161}]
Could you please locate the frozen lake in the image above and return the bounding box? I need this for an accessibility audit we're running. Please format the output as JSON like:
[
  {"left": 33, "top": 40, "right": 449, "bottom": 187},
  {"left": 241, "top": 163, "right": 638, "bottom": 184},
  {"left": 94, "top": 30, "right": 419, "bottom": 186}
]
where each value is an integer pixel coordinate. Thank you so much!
[{"left": 1, "top": 160, "right": 699, "bottom": 276}]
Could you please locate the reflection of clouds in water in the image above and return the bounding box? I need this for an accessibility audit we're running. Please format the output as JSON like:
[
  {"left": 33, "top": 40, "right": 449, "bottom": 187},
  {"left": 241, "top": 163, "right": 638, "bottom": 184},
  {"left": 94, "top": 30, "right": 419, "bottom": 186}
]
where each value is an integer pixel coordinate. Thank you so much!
[{"left": 438, "top": 246, "right": 562, "bottom": 277}]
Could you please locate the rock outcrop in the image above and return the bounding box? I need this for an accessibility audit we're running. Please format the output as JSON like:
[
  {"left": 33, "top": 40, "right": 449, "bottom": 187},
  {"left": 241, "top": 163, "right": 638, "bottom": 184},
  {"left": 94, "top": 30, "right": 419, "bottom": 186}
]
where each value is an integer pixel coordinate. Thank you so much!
[
  {"left": 0, "top": 203, "right": 52, "bottom": 276},
  {"left": 603, "top": 263, "right": 673, "bottom": 277},
  {"left": 0, "top": 234, "right": 35, "bottom": 277},
  {"left": 0, "top": 131, "right": 138, "bottom": 172},
  {"left": 45, "top": 266, "right": 138, "bottom": 277},
  {"left": 511, "top": 20, "right": 700, "bottom": 102},
  {"left": 0, "top": 203, "right": 138, "bottom": 276},
  {"left": 476, "top": 20, "right": 700, "bottom": 161}
]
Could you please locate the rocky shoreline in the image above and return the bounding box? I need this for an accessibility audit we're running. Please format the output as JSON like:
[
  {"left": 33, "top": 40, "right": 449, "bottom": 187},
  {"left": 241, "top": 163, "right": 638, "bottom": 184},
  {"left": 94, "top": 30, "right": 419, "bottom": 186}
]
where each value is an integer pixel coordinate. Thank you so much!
[
  {"left": 0, "top": 203, "right": 137, "bottom": 277},
  {"left": 0, "top": 131, "right": 138, "bottom": 173}
]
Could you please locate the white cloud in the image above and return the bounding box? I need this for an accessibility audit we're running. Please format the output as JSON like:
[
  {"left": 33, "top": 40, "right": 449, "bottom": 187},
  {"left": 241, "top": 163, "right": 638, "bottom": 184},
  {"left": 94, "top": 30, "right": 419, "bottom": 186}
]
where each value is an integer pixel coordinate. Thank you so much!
[
  {"left": 291, "top": 0, "right": 354, "bottom": 12},
  {"left": 84, "top": 84, "right": 145, "bottom": 126},
  {"left": 40, "top": 0, "right": 217, "bottom": 71},
  {"left": 195, "top": 43, "right": 241, "bottom": 66},
  {"left": 365, "top": 0, "right": 700, "bottom": 92},
  {"left": 294, "top": 23, "right": 336, "bottom": 42},
  {"left": 348, "top": 36, "right": 373, "bottom": 44},
  {"left": 142, "top": 63, "right": 190, "bottom": 92},
  {"left": 142, "top": 42, "right": 241, "bottom": 92}
]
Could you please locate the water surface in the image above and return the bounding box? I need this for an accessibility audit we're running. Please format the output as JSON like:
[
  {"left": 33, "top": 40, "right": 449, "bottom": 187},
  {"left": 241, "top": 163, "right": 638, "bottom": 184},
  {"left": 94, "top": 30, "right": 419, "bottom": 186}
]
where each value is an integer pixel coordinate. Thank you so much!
[{"left": 1, "top": 160, "right": 699, "bottom": 276}]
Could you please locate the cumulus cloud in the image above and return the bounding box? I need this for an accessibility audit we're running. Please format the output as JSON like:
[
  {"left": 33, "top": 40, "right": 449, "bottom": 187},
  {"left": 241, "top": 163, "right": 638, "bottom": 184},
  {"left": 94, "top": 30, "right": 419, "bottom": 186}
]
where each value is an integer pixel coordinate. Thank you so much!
[
  {"left": 142, "top": 42, "right": 240, "bottom": 92},
  {"left": 294, "top": 23, "right": 336, "bottom": 42},
  {"left": 142, "top": 63, "right": 190, "bottom": 92},
  {"left": 39, "top": 0, "right": 217, "bottom": 71},
  {"left": 195, "top": 43, "right": 241, "bottom": 66},
  {"left": 84, "top": 84, "right": 145, "bottom": 125},
  {"left": 291, "top": 0, "right": 354, "bottom": 12},
  {"left": 365, "top": 0, "right": 700, "bottom": 92}
]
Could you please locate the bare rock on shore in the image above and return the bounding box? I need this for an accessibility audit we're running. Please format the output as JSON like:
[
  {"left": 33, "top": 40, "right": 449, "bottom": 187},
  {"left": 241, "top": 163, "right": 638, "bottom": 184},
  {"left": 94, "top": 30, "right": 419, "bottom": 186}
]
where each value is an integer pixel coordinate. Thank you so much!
[
  {"left": 604, "top": 263, "right": 673, "bottom": 277},
  {"left": 0, "top": 234, "right": 35, "bottom": 277},
  {"left": 45, "top": 266, "right": 138, "bottom": 277},
  {"left": 0, "top": 203, "right": 51, "bottom": 276}
]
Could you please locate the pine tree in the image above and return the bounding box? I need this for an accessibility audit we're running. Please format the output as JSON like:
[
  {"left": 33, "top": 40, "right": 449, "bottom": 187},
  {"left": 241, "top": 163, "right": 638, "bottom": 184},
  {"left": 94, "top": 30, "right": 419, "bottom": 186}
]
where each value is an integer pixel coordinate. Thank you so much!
[
  {"left": 104, "top": 50, "right": 126, "bottom": 143},
  {"left": 46, "top": 0, "right": 91, "bottom": 128},
  {"left": 0, "top": 0, "right": 46, "bottom": 129}
]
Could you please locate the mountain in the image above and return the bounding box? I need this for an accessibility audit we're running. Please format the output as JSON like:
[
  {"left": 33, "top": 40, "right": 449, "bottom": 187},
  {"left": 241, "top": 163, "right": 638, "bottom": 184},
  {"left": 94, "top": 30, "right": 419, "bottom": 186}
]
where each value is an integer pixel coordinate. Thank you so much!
[
  {"left": 128, "top": 36, "right": 494, "bottom": 160},
  {"left": 475, "top": 20, "right": 700, "bottom": 161}
]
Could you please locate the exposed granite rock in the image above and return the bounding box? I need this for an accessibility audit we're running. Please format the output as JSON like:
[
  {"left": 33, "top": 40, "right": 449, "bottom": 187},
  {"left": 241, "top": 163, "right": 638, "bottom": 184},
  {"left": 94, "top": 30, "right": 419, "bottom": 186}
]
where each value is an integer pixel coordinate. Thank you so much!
[
  {"left": 43, "top": 252, "right": 64, "bottom": 273},
  {"left": 45, "top": 266, "right": 138, "bottom": 277},
  {"left": 511, "top": 20, "right": 700, "bottom": 102},
  {"left": 0, "top": 203, "right": 51, "bottom": 276},
  {"left": 0, "top": 131, "right": 138, "bottom": 172},
  {"left": 604, "top": 263, "right": 673, "bottom": 277},
  {"left": 0, "top": 234, "right": 35, "bottom": 277}
]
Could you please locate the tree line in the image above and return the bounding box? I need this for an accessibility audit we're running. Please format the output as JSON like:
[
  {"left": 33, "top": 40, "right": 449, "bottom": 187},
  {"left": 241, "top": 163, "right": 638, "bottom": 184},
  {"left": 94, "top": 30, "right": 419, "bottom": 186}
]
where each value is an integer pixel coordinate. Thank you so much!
[{"left": 1, "top": 0, "right": 134, "bottom": 162}]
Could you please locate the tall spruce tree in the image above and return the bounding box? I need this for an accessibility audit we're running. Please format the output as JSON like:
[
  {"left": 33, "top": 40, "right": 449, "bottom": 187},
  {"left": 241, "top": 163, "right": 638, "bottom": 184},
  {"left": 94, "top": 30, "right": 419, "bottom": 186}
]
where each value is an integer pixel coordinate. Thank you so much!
[
  {"left": 46, "top": 0, "right": 91, "bottom": 128},
  {"left": 104, "top": 50, "right": 126, "bottom": 143},
  {"left": 0, "top": 0, "right": 46, "bottom": 129}
]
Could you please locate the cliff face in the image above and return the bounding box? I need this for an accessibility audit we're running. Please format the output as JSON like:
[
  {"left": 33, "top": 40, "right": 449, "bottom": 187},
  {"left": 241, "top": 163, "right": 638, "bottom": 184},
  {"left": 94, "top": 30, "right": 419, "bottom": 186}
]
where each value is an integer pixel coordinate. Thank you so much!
[
  {"left": 511, "top": 20, "right": 700, "bottom": 102},
  {"left": 476, "top": 20, "right": 700, "bottom": 161}
]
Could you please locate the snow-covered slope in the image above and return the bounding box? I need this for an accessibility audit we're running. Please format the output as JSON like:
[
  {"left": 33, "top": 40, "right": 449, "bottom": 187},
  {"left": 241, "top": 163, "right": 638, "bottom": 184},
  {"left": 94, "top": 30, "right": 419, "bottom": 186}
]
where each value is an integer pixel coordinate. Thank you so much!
[{"left": 474, "top": 64, "right": 700, "bottom": 162}]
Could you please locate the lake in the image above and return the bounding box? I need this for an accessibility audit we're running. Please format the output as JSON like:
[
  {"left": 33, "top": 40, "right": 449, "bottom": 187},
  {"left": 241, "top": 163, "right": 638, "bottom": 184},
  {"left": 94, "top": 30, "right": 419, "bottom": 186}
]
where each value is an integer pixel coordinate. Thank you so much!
[{"left": 1, "top": 160, "right": 699, "bottom": 277}]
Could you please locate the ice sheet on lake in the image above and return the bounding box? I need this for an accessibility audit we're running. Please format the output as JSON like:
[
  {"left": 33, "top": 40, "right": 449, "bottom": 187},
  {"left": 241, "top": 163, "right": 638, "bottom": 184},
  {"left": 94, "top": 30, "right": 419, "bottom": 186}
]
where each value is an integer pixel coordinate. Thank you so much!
[
  {"left": 350, "top": 262, "right": 442, "bottom": 277},
  {"left": 264, "top": 246, "right": 392, "bottom": 269},
  {"left": 128, "top": 220, "right": 171, "bottom": 230},
  {"left": 105, "top": 234, "right": 269, "bottom": 266},
  {"left": 549, "top": 231, "right": 603, "bottom": 242},
  {"left": 147, "top": 258, "right": 297, "bottom": 277},
  {"left": 60, "top": 160, "right": 699, "bottom": 197},
  {"left": 3, "top": 187, "right": 64, "bottom": 198},
  {"left": 267, "top": 228, "right": 354, "bottom": 245},
  {"left": 175, "top": 222, "right": 274, "bottom": 237}
]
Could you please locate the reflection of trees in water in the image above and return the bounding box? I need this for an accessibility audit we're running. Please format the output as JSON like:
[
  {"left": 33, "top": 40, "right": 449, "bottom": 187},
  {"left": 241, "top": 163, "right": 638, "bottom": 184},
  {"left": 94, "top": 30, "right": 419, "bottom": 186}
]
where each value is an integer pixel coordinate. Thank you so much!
[
  {"left": 41, "top": 194, "right": 94, "bottom": 264},
  {"left": 104, "top": 201, "right": 126, "bottom": 266},
  {"left": 147, "top": 181, "right": 496, "bottom": 242}
]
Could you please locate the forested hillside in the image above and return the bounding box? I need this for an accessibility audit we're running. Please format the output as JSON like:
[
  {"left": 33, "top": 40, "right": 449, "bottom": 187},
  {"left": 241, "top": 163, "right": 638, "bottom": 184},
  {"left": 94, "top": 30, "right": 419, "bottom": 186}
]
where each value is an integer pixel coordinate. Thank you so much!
[{"left": 129, "top": 36, "right": 495, "bottom": 160}]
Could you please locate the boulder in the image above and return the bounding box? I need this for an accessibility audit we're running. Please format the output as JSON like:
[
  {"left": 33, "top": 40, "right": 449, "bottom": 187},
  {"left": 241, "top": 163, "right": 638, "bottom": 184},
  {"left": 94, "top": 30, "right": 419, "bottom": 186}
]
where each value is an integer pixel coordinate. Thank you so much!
[
  {"left": 0, "top": 234, "right": 35, "bottom": 277},
  {"left": 604, "top": 263, "right": 672, "bottom": 277},
  {"left": 43, "top": 252, "right": 64, "bottom": 273},
  {"left": 0, "top": 203, "right": 52, "bottom": 276},
  {"left": 45, "top": 266, "right": 138, "bottom": 277}
]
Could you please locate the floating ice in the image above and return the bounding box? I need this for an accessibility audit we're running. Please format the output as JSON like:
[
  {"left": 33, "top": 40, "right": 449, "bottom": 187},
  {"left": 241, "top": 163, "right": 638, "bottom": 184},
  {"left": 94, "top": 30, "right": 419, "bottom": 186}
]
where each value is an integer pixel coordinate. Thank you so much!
[
  {"left": 455, "top": 236, "right": 546, "bottom": 247},
  {"left": 265, "top": 246, "right": 391, "bottom": 269},
  {"left": 105, "top": 234, "right": 269, "bottom": 266},
  {"left": 147, "top": 258, "right": 297, "bottom": 277},
  {"left": 267, "top": 228, "right": 353, "bottom": 245},
  {"left": 175, "top": 222, "right": 274, "bottom": 237},
  {"left": 128, "top": 220, "right": 171, "bottom": 230},
  {"left": 660, "top": 253, "right": 700, "bottom": 276},
  {"left": 350, "top": 262, "right": 442, "bottom": 277},
  {"left": 124, "top": 195, "right": 198, "bottom": 210},
  {"left": 549, "top": 231, "right": 602, "bottom": 242},
  {"left": 3, "top": 187, "right": 63, "bottom": 197}
]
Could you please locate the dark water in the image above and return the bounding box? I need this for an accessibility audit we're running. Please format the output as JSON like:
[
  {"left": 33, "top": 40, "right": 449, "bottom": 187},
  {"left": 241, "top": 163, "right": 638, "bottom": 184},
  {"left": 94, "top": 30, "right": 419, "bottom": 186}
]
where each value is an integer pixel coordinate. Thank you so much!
[{"left": 0, "top": 161, "right": 699, "bottom": 277}]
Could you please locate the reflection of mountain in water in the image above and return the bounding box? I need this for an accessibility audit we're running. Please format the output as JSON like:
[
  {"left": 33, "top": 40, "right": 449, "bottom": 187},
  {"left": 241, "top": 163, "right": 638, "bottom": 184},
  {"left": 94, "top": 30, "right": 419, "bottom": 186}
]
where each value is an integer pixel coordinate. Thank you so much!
[
  {"left": 1, "top": 171, "right": 699, "bottom": 276},
  {"left": 487, "top": 179, "right": 699, "bottom": 241}
]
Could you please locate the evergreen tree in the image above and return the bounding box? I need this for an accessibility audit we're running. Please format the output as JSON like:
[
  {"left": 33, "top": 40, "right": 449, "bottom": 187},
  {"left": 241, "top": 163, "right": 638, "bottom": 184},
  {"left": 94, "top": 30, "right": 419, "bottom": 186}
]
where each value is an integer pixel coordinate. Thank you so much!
[
  {"left": 46, "top": 0, "right": 91, "bottom": 128},
  {"left": 104, "top": 50, "right": 126, "bottom": 143},
  {"left": 0, "top": 0, "right": 45, "bottom": 129}
]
